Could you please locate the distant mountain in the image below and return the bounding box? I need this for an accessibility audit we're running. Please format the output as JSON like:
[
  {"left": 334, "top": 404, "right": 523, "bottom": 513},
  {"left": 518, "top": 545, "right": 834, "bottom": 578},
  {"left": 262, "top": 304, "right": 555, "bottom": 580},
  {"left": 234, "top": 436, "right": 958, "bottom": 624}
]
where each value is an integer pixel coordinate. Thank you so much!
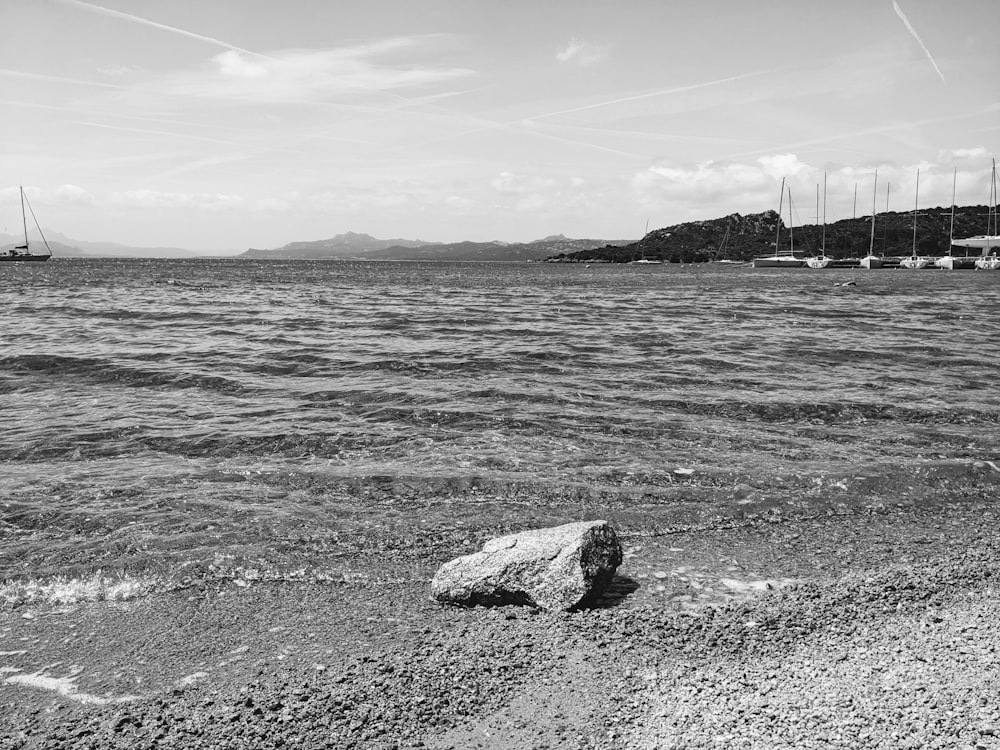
[
  {"left": 40, "top": 230, "right": 207, "bottom": 258},
  {"left": 0, "top": 230, "right": 213, "bottom": 258},
  {"left": 546, "top": 205, "right": 998, "bottom": 263},
  {"left": 241, "top": 232, "right": 436, "bottom": 260},
  {"left": 239, "top": 232, "right": 633, "bottom": 261}
]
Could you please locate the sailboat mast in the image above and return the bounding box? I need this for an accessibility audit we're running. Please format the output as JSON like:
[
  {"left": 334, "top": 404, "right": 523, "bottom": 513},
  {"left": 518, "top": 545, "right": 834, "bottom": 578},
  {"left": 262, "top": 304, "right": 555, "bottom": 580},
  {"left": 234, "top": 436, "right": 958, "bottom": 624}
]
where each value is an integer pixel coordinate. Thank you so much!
[
  {"left": 822, "top": 172, "right": 827, "bottom": 255},
  {"left": 775, "top": 177, "right": 785, "bottom": 253},
  {"left": 912, "top": 169, "right": 920, "bottom": 256},
  {"left": 788, "top": 189, "right": 795, "bottom": 255},
  {"left": 880, "top": 181, "right": 891, "bottom": 254},
  {"left": 992, "top": 159, "right": 998, "bottom": 241},
  {"left": 949, "top": 167, "right": 956, "bottom": 256},
  {"left": 869, "top": 170, "right": 878, "bottom": 255},
  {"left": 20, "top": 186, "right": 28, "bottom": 249},
  {"left": 986, "top": 159, "right": 997, "bottom": 254},
  {"left": 815, "top": 184, "right": 820, "bottom": 254}
]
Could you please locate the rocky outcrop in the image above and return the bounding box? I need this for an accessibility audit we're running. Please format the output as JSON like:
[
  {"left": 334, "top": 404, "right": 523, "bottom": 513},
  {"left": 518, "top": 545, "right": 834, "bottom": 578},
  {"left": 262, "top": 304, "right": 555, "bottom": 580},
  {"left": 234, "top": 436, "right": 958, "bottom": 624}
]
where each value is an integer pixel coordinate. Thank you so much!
[{"left": 430, "top": 520, "right": 622, "bottom": 611}]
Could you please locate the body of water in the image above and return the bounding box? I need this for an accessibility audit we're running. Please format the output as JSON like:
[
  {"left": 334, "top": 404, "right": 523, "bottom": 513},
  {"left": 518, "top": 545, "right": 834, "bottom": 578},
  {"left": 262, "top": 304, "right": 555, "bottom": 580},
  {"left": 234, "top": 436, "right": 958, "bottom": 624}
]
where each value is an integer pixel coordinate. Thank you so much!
[{"left": 2, "top": 259, "right": 999, "bottom": 589}]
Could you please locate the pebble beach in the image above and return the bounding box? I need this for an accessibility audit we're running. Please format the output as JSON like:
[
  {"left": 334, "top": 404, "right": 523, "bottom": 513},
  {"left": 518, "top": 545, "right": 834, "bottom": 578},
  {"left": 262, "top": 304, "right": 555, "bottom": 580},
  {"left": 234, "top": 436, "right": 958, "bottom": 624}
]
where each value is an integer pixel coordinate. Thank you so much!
[{"left": 4, "top": 485, "right": 1000, "bottom": 749}]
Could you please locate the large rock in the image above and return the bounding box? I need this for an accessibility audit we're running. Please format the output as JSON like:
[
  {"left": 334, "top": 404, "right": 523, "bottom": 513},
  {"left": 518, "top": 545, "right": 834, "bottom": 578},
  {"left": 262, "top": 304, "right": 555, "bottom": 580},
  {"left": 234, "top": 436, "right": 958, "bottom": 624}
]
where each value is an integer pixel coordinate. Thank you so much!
[{"left": 430, "top": 520, "right": 622, "bottom": 611}]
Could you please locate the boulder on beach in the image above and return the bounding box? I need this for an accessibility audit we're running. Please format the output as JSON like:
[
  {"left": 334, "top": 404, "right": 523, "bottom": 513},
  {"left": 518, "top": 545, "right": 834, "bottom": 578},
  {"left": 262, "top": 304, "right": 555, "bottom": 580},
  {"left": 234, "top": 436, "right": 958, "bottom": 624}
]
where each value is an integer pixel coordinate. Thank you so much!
[{"left": 430, "top": 520, "right": 623, "bottom": 611}]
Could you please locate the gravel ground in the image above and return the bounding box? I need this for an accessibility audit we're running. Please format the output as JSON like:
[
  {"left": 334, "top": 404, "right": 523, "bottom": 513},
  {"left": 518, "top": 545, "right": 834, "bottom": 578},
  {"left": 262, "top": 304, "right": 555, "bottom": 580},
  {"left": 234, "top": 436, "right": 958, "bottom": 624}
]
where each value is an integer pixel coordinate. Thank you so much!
[{"left": 2, "top": 501, "right": 1000, "bottom": 749}]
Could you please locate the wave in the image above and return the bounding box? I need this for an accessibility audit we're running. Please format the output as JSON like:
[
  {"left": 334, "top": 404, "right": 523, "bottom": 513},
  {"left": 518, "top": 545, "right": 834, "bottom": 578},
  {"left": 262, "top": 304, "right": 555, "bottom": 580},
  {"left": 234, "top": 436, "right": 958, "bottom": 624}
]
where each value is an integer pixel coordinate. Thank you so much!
[{"left": 0, "top": 354, "right": 250, "bottom": 394}]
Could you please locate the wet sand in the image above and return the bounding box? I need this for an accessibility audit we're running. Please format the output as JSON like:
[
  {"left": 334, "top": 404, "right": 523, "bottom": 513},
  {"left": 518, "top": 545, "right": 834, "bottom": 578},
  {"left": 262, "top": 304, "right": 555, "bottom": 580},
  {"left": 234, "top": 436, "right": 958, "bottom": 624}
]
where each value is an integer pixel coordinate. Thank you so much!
[{"left": 3, "top": 484, "right": 1000, "bottom": 749}]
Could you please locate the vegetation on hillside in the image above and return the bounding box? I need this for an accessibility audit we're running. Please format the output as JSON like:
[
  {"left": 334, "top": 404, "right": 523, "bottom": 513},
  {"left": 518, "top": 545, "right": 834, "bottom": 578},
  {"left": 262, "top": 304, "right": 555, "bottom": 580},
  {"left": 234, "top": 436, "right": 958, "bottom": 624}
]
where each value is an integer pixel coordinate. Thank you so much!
[{"left": 547, "top": 205, "right": 997, "bottom": 263}]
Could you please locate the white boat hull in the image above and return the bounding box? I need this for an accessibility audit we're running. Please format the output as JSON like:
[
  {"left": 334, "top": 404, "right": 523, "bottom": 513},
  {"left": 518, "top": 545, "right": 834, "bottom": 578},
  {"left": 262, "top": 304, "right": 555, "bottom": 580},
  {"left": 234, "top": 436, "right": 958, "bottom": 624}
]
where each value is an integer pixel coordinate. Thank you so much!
[
  {"left": 976, "top": 255, "right": 1000, "bottom": 270},
  {"left": 858, "top": 255, "right": 883, "bottom": 269},
  {"left": 952, "top": 235, "right": 1000, "bottom": 249},
  {"left": 898, "top": 256, "right": 929, "bottom": 269},
  {"left": 805, "top": 257, "right": 831, "bottom": 269}
]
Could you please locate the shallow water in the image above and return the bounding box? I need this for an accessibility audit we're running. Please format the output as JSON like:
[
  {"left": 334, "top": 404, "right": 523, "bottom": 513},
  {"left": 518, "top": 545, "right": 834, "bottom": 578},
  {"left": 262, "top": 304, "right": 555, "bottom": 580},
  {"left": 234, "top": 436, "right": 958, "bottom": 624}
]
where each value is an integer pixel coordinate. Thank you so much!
[{"left": 2, "top": 259, "right": 999, "bottom": 583}]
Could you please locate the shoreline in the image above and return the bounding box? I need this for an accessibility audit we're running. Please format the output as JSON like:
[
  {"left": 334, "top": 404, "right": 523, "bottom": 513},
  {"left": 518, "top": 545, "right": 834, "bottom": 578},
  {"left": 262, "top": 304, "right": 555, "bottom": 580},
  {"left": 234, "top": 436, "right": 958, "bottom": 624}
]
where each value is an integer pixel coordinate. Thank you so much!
[{"left": 3, "top": 499, "right": 999, "bottom": 749}]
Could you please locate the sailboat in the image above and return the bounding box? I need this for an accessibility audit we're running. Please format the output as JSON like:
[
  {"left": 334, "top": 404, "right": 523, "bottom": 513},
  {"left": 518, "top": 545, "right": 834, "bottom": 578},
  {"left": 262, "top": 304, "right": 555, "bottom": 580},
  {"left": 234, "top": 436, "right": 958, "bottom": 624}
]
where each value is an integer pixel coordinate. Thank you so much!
[
  {"left": 935, "top": 168, "right": 959, "bottom": 270},
  {"left": 858, "top": 171, "right": 883, "bottom": 269},
  {"left": 960, "top": 159, "right": 1000, "bottom": 270},
  {"left": 2, "top": 186, "right": 53, "bottom": 262},
  {"left": 630, "top": 218, "right": 663, "bottom": 264},
  {"left": 806, "top": 174, "right": 831, "bottom": 268},
  {"left": 753, "top": 178, "right": 804, "bottom": 267},
  {"left": 713, "top": 221, "right": 742, "bottom": 264},
  {"left": 898, "top": 170, "right": 928, "bottom": 269}
]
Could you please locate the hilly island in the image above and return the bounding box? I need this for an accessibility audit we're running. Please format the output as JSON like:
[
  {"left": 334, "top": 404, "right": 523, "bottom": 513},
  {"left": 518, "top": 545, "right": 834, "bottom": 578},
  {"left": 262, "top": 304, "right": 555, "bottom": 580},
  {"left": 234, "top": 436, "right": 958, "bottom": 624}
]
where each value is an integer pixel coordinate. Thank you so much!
[
  {"left": 549, "top": 203, "right": 996, "bottom": 264},
  {"left": 3, "top": 204, "right": 993, "bottom": 262},
  {"left": 238, "top": 204, "right": 995, "bottom": 264}
]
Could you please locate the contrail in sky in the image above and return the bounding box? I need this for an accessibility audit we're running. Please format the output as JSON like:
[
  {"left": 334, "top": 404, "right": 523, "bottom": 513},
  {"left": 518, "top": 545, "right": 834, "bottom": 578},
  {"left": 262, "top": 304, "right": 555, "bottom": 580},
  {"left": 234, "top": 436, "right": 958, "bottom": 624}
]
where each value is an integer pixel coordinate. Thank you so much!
[
  {"left": 532, "top": 68, "right": 781, "bottom": 121},
  {"left": 0, "top": 69, "right": 128, "bottom": 89},
  {"left": 56, "top": 0, "right": 268, "bottom": 58},
  {"left": 891, "top": 0, "right": 946, "bottom": 84}
]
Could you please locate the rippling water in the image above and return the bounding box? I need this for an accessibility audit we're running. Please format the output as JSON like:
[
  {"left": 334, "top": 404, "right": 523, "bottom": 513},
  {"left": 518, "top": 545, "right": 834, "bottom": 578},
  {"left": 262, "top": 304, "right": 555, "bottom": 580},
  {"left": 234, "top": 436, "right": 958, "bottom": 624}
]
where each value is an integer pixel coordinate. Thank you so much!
[{"left": 3, "top": 259, "right": 999, "bottom": 585}]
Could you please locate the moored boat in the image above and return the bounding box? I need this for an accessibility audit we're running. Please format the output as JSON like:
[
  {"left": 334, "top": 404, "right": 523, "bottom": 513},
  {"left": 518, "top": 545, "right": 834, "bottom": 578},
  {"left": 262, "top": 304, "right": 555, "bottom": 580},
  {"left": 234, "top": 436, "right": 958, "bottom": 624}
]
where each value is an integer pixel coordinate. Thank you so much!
[
  {"left": 954, "top": 236, "right": 1000, "bottom": 250},
  {"left": 898, "top": 169, "right": 929, "bottom": 269},
  {"left": 805, "top": 175, "right": 831, "bottom": 268},
  {"left": 935, "top": 168, "right": 959, "bottom": 270},
  {"left": 753, "top": 178, "right": 805, "bottom": 268},
  {"left": 629, "top": 218, "right": 664, "bottom": 264},
  {"left": 859, "top": 171, "right": 883, "bottom": 269},
  {"left": 2, "top": 186, "right": 52, "bottom": 262},
  {"left": 964, "top": 159, "right": 999, "bottom": 270}
]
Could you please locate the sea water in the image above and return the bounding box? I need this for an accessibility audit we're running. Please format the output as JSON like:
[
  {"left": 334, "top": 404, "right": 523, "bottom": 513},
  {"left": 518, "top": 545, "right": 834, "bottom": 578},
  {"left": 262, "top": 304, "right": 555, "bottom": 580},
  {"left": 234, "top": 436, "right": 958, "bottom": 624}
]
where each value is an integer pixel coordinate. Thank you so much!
[{"left": 2, "top": 259, "right": 999, "bottom": 588}]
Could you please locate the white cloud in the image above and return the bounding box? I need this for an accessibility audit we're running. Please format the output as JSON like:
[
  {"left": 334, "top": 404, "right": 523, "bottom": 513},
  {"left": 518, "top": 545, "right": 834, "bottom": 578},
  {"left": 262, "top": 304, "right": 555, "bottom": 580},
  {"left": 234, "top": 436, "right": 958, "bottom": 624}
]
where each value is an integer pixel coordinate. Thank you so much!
[
  {"left": 53, "top": 184, "right": 97, "bottom": 205},
  {"left": 490, "top": 171, "right": 558, "bottom": 195},
  {"left": 158, "top": 40, "right": 475, "bottom": 104},
  {"left": 757, "top": 154, "right": 810, "bottom": 179},
  {"left": 108, "top": 190, "right": 244, "bottom": 211},
  {"left": 491, "top": 171, "right": 520, "bottom": 193},
  {"left": 3, "top": 185, "right": 98, "bottom": 205},
  {"left": 938, "top": 146, "right": 990, "bottom": 163},
  {"left": 556, "top": 38, "right": 605, "bottom": 66},
  {"left": 446, "top": 195, "right": 475, "bottom": 209},
  {"left": 485, "top": 172, "right": 593, "bottom": 217},
  {"left": 636, "top": 160, "right": 775, "bottom": 198},
  {"left": 628, "top": 153, "right": 998, "bottom": 227},
  {"left": 213, "top": 50, "right": 269, "bottom": 78},
  {"left": 252, "top": 197, "right": 294, "bottom": 212}
]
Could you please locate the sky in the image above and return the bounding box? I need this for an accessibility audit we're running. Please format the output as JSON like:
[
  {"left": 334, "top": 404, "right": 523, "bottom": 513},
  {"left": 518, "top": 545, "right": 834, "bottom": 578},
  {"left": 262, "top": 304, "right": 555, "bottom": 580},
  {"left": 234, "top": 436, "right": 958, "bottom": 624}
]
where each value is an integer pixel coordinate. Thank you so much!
[{"left": 1, "top": 0, "right": 998, "bottom": 252}]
